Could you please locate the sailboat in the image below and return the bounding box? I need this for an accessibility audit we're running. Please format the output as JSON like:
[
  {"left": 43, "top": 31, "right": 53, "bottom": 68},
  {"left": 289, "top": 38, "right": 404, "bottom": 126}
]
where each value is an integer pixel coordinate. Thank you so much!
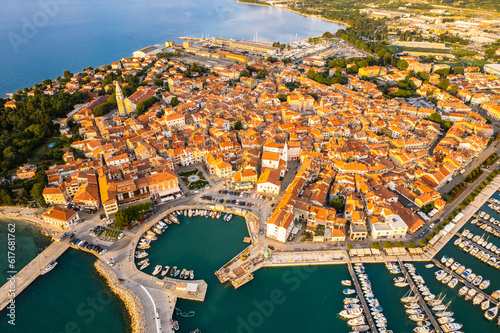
[
  {"left": 485, "top": 304, "right": 499, "bottom": 320},
  {"left": 481, "top": 297, "right": 491, "bottom": 311}
]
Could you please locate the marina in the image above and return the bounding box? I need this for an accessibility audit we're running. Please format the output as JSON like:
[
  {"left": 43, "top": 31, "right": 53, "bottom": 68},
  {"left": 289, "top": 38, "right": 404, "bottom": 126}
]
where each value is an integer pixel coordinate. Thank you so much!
[
  {"left": 346, "top": 262, "right": 379, "bottom": 333},
  {"left": 399, "top": 261, "right": 443, "bottom": 333},
  {"left": 431, "top": 258, "right": 499, "bottom": 308}
]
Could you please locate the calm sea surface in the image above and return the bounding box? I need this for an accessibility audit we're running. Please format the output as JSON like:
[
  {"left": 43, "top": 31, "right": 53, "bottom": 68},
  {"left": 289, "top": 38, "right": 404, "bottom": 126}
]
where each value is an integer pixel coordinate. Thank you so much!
[{"left": 0, "top": 0, "right": 344, "bottom": 96}]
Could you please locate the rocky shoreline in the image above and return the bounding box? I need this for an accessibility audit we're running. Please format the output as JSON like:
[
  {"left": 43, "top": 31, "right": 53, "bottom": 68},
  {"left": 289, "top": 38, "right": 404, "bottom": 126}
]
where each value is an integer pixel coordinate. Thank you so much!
[{"left": 94, "top": 260, "right": 148, "bottom": 333}]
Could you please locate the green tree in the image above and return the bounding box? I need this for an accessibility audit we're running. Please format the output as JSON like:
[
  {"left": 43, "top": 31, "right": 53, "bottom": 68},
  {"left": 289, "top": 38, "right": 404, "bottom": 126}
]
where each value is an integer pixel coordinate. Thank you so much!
[
  {"left": 448, "top": 85, "right": 458, "bottom": 94},
  {"left": 407, "top": 241, "right": 416, "bottom": 248},
  {"left": 114, "top": 210, "right": 133, "bottom": 229},
  {"left": 371, "top": 242, "right": 381, "bottom": 249},
  {"left": 30, "top": 182, "right": 46, "bottom": 206},
  {"left": 347, "top": 244, "right": 354, "bottom": 250},
  {"left": 438, "top": 78, "right": 450, "bottom": 91},
  {"left": 0, "top": 189, "right": 13, "bottom": 206},
  {"left": 330, "top": 197, "right": 345, "bottom": 211},
  {"left": 383, "top": 241, "right": 393, "bottom": 248},
  {"left": 171, "top": 97, "right": 179, "bottom": 107},
  {"left": 397, "top": 60, "right": 408, "bottom": 70},
  {"left": 428, "top": 113, "right": 442, "bottom": 123},
  {"left": 234, "top": 121, "right": 243, "bottom": 131}
]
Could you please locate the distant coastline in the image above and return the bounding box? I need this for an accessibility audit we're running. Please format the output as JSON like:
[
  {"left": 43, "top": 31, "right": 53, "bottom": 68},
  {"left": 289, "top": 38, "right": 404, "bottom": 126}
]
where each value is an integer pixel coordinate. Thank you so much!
[{"left": 236, "top": 0, "right": 349, "bottom": 28}]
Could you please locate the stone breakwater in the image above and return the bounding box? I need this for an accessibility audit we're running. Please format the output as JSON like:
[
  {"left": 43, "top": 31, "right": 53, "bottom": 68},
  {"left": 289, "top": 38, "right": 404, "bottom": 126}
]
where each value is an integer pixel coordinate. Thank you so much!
[{"left": 94, "top": 260, "right": 148, "bottom": 333}]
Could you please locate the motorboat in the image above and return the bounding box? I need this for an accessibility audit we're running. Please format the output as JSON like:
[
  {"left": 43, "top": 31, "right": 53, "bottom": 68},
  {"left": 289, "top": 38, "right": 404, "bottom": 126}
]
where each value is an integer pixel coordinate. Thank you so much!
[
  {"left": 395, "top": 282, "right": 409, "bottom": 287},
  {"left": 161, "top": 266, "right": 170, "bottom": 276},
  {"left": 441, "top": 255, "right": 450, "bottom": 264},
  {"left": 448, "top": 278, "right": 458, "bottom": 289},
  {"left": 341, "top": 280, "right": 352, "bottom": 286},
  {"left": 445, "top": 257, "right": 454, "bottom": 267},
  {"left": 458, "top": 286, "right": 469, "bottom": 297},
  {"left": 344, "top": 298, "right": 359, "bottom": 304},
  {"left": 139, "top": 261, "right": 150, "bottom": 270},
  {"left": 441, "top": 323, "right": 462, "bottom": 332},
  {"left": 135, "top": 250, "right": 148, "bottom": 258},
  {"left": 473, "top": 294, "right": 485, "bottom": 306},
  {"left": 138, "top": 259, "right": 149, "bottom": 266},
  {"left": 450, "top": 261, "right": 460, "bottom": 271},
  {"left": 339, "top": 308, "right": 363, "bottom": 319},
  {"left": 473, "top": 275, "right": 483, "bottom": 286},
  {"left": 410, "top": 314, "right": 426, "bottom": 322},
  {"left": 485, "top": 305, "right": 499, "bottom": 320},
  {"left": 174, "top": 269, "right": 180, "bottom": 277},
  {"left": 424, "top": 263, "right": 434, "bottom": 269},
  {"left": 343, "top": 289, "right": 356, "bottom": 295},
  {"left": 438, "top": 316, "right": 455, "bottom": 324},
  {"left": 152, "top": 265, "right": 162, "bottom": 276},
  {"left": 190, "top": 270, "right": 194, "bottom": 279},
  {"left": 170, "top": 266, "right": 177, "bottom": 277},
  {"left": 479, "top": 279, "right": 490, "bottom": 290},
  {"left": 347, "top": 316, "right": 366, "bottom": 326},
  {"left": 41, "top": 260, "right": 58, "bottom": 275}
]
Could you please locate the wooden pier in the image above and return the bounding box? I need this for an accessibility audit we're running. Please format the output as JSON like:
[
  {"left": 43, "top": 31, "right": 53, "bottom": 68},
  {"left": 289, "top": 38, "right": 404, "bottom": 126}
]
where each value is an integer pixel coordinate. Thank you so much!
[
  {"left": 431, "top": 258, "right": 499, "bottom": 307},
  {"left": 346, "top": 261, "right": 378, "bottom": 333},
  {"left": 398, "top": 261, "right": 443, "bottom": 333},
  {"left": 0, "top": 241, "right": 70, "bottom": 311}
]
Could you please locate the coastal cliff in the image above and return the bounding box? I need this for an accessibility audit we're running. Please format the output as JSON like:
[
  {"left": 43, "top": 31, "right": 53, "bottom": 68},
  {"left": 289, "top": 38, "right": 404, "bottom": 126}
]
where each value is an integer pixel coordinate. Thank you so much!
[{"left": 94, "top": 260, "right": 148, "bottom": 333}]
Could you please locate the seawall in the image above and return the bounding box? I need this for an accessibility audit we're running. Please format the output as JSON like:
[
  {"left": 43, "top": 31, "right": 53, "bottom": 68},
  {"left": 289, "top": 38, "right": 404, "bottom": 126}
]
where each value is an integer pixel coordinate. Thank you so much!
[{"left": 94, "top": 260, "right": 148, "bottom": 333}]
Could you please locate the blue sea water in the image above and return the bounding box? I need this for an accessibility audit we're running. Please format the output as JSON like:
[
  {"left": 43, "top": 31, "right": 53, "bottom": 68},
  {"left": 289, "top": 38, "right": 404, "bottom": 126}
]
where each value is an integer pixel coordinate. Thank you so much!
[{"left": 0, "top": 0, "right": 344, "bottom": 96}]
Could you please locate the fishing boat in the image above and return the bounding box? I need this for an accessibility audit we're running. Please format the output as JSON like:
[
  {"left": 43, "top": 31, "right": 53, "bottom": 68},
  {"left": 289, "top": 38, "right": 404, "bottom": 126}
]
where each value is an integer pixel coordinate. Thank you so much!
[
  {"left": 170, "top": 266, "right": 177, "bottom": 277},
  {"left": 227, "top": 214, "right": 233, "bottom": 221},
  {"left": 161, "top": 266, "right": 170, "bottom": 276},
  {"left": 41, "top": 260, "right": 58, "bottom": 275},
  {"left": 341, "top": 280, "right": 352, "bottom": 286},
  {"left": 152, "top": 265, "right": 162, "bottom": 276},
  {"left": 140, "top": 261, "right": 150, "bottom": 270},
  {"left": 174, "top": 269, "right": 180, "bottom": 277},
  {"left": 343, "top": 289, "right": 356, "bottom": 295},
  {"left": 216, "top": 212, "right": 221, "bottom": 219}
]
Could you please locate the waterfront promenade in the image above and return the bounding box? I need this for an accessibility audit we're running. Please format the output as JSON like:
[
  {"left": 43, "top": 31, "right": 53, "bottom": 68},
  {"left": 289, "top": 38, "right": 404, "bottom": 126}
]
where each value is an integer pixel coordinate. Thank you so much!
[{"left": 0, "top": 240, "right": 69, "bottom": 311}]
